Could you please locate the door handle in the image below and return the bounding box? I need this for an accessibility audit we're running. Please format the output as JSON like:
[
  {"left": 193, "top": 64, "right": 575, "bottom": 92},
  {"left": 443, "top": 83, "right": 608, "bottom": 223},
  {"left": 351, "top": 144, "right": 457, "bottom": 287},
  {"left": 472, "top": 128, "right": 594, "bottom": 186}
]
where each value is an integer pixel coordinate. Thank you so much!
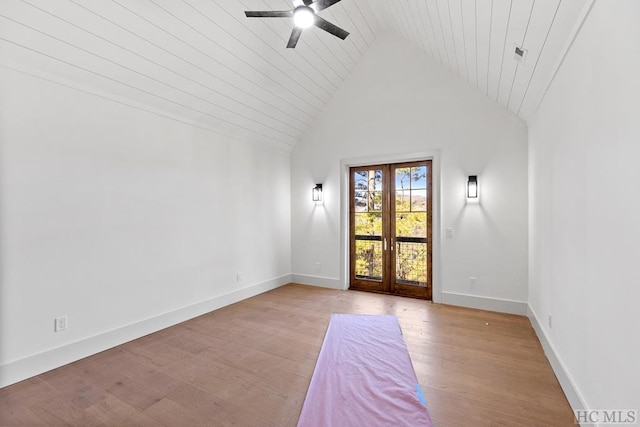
[
  {"left": 391, "top": 238, "right": 394, "bottom": 251},
  {"left": 384, "top": 238, "right": 387, "bottom": 251}
]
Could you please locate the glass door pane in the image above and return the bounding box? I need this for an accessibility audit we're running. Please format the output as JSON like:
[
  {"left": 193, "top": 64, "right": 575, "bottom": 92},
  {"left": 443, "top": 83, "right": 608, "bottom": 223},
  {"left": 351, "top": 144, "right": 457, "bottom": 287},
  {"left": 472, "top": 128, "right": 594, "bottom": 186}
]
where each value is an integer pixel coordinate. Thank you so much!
[
  {"left": 393, "top": 164, "right": 429, "bottom": 291},
  {"left": 353, "top": 169, "right": 384, "bottom": 282},
  {"left": 350, "top": 161, "right": 431, "bottom": 299}
]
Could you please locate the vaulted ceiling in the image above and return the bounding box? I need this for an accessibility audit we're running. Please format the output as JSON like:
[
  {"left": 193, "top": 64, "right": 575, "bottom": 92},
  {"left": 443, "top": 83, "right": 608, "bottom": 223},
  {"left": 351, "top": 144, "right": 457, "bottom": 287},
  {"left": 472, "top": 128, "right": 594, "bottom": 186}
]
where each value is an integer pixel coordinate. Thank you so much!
[{"left": 0, "top": 0, "right": 588, "bottom": 150}]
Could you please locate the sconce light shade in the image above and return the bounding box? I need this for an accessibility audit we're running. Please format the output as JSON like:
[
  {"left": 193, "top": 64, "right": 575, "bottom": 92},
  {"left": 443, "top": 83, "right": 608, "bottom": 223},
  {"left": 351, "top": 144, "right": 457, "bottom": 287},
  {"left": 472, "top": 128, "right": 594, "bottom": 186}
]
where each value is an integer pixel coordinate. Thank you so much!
[
  {"left": 467, "top": 176, "right": 478, "bottom": 198},
  {"left": 312, "top": 184, "right": 323, "bottom": 202}
]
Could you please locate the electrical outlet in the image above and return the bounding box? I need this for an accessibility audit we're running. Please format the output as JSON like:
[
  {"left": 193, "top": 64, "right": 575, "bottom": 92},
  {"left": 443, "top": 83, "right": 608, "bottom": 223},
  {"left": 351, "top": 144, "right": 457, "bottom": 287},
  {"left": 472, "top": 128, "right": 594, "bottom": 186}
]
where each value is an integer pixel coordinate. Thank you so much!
[
  {"left": 446, "top": 227, "right": 454, "bottom": 238},
  {"left": 469, "top": 277, "right": 478, "bottom": 289},
  {"left": 548, "top": 314, "right": 552, "bottom": 329},
  {"left": 315, "top": 262, "right": 321, "bottom": 273},
  {"left": 54, "top": 316, "right": 67, "bottom": 332},
  {"left": 236, "top": 273, "right": 243, "bottom": 282}
]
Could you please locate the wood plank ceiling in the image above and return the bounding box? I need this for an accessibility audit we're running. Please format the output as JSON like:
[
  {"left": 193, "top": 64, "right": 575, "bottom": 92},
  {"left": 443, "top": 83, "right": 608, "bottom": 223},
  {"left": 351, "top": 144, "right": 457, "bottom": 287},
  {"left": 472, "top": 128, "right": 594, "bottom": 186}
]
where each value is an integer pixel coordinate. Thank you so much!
[{"left": 0, "top": 0, "right": 588, "bottom": 150}]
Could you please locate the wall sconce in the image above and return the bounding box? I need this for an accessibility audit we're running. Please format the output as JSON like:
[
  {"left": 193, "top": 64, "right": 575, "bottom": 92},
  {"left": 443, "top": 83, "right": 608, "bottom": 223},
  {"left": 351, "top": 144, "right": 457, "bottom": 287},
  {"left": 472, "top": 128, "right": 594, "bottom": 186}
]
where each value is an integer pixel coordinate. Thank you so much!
[
  {"left": 312, "top": 184, "right": 323, "bottom": 202},
  {"left": 467, "top": 176, "right": 478, "bottom": 198}
]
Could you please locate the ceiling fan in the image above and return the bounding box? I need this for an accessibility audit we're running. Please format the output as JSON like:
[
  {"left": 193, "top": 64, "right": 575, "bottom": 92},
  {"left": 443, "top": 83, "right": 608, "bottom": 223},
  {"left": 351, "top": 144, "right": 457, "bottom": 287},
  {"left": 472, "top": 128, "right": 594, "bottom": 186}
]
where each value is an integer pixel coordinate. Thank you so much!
[{"left": 244, "top": 0, "right": 349, "bottom": 49}]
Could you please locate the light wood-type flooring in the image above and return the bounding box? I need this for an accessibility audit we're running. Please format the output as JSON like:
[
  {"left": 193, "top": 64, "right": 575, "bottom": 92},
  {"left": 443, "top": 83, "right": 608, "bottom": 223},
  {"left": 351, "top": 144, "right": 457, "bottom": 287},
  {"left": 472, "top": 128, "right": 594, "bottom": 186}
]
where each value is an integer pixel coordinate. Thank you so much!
[{"left": 0, "top": 284, "right": 575, "bottom": 426}]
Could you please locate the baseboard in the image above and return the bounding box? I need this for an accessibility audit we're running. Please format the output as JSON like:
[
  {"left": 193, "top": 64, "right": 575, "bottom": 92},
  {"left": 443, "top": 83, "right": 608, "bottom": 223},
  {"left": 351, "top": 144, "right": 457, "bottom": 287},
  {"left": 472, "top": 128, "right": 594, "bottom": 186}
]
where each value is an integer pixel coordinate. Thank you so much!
[
  {"left": 527, "top": 305, "right": 591, "bottom": 425},
  {"left": 291, "top": 274, "right": 344, "bottom": 290},
  {"left": 440, "top": 292, "right": 527, "bottom": 315},
  {"left": 0, "top": 274, "right": 291, "bottom": 388}
]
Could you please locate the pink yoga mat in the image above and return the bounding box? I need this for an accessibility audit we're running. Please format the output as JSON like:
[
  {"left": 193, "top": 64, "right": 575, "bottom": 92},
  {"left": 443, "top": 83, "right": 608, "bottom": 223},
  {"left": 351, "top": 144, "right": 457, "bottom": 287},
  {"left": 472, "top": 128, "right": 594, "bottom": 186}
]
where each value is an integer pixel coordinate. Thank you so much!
[{"left": 297, "top": 314, "right": 433, "bottom": 427}]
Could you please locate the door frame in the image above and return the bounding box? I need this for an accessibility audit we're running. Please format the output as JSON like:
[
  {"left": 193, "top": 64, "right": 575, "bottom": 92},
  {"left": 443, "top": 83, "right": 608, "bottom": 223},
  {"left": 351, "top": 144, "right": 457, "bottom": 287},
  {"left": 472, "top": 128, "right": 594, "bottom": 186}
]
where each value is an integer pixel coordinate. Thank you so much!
[{"left": 339, "top": 150, "right": 442, "bottom": 303}]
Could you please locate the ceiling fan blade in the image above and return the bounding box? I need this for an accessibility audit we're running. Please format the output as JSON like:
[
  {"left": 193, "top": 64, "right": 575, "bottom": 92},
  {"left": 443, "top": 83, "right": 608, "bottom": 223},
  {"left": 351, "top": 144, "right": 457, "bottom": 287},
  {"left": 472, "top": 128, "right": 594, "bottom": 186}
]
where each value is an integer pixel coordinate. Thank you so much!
[
  {"left": 245, "top": 11, "right": 293, "bottom": 18},
  {"left": 313, "top": 16, "right": 349, "bottom": 40},
  {"left": 287, "top": 27, "right": 303, "bottom": 48},
  {"left": 310, "top": 0, "right": 342, "bottom": 12}
]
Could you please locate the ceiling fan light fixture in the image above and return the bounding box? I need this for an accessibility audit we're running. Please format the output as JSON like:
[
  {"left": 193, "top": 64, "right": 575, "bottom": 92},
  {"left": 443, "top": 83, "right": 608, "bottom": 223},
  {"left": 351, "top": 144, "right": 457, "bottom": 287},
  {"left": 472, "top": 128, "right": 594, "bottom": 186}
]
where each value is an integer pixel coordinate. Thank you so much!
[
  {"left": 244, "top": 0, "right": 348, "bottom": 49},
  {"left": 293, "top": 6, "right": 314, "bottom": 28}
]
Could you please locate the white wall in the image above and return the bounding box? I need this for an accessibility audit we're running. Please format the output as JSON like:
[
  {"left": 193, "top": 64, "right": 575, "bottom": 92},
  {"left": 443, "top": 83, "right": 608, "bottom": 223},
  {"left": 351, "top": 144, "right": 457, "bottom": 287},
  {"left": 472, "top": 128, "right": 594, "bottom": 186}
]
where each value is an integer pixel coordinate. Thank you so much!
[
  {"left": 0, "top": 64, "right": 291, "bottom": 386},
  {"left": 529, "top": 0, "right": 640, "bottom": 414},
  {"left": 291, "top": 34, "right": 529, "bottom": 312}
]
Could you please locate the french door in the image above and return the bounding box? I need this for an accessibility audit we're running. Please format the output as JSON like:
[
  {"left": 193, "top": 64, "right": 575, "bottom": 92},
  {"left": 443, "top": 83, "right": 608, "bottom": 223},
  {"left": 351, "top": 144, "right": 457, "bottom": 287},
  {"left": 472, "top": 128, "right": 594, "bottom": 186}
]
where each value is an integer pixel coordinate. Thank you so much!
[{"left": 349, "top": 161, "right": 432, "bottom": 300}]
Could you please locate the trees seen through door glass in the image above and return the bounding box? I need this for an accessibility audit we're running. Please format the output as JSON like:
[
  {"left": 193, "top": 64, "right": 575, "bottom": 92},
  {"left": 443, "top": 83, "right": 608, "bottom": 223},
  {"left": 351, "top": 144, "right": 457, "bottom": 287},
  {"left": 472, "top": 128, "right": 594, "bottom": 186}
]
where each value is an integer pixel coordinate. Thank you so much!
[
  {"left": 395, "top": 166, "right": 428, "bottom": 287},
  {"left": 350, "top": 161, "right": 432, "bottom": 300},
  {"left": 354, "top": 169, "right": 383, "bottom": 280}
]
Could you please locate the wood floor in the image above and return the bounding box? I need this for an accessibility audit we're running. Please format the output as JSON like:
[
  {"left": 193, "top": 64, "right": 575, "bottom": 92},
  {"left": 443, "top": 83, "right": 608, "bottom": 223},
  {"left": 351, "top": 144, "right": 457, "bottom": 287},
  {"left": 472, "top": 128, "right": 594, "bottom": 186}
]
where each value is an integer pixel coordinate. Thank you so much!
[{"left": 0, "top": 284, "right": 574, "bottom": 426}]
